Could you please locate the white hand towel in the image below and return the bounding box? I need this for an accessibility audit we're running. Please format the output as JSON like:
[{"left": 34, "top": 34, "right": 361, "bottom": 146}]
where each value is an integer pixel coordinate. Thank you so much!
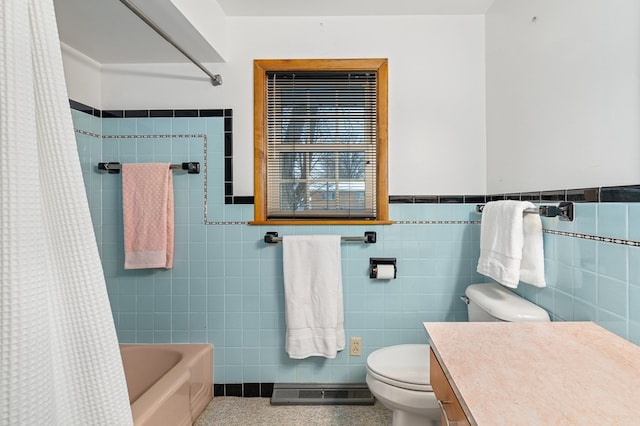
[
  {"left": 283, "top": 235, "right": 345, "bottom": 359},
  {"left": 519, "top": 210, "right": 547, "bottom": 287},
  {"left": 477, "top": 200, "right": 546, "bottom": 288}
]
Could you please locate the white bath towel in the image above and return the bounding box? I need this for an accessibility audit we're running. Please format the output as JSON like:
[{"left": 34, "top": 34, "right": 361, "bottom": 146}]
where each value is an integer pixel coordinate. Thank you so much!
[
  {"left": 283, "top": 235, "right": 345, "bottom": 359},
  {"left": 477, "top": 200, "right": 546, "bottom": 288},
  {"left": 519, "top": 209, "right": 547, "bottom": 288}
]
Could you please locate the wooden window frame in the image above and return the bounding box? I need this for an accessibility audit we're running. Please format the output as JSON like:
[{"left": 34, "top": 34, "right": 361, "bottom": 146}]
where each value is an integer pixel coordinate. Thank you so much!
[{"left": 251, "top": 58, "right": 391, "bottom": 225}]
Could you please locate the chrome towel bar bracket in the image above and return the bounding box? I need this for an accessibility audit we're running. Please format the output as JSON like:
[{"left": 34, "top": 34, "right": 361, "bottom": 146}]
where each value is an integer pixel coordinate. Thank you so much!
[
  {"left": 476, "top": 201, "right": 574, "bottom": 221},
  {"left": 97, "top": 162, "right": 200, "bottom": 174},
  {"left": 264, "top": 231, "right": 377, "bottom": 244}
]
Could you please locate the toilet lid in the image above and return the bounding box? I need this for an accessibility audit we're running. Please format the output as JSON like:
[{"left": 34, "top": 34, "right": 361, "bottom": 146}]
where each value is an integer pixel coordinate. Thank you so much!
[{"left": 366, "top": 344, "right": 431, "bottom": 392}]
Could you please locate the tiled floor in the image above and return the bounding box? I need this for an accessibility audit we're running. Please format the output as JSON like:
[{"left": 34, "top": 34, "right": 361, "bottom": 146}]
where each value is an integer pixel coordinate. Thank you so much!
[{"left": 194, "top": 397, "right": 393, "bottom": 426}]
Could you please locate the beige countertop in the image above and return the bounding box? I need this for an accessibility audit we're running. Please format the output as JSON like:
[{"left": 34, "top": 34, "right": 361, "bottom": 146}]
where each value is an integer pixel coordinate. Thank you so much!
[{"left": 424, "top": 321, "right": 640, "bottom": 426}]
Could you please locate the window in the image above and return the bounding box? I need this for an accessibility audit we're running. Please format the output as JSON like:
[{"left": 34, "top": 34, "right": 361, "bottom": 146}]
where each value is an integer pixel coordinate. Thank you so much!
[{"left": 251, "top": 59, "right": 390, "bottom": 225}]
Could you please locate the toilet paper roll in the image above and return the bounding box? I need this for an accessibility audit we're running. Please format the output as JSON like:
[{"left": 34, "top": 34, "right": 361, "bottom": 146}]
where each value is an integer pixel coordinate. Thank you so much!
[{"left": 375, "top": 264, "right": 395, "bottom": 279}]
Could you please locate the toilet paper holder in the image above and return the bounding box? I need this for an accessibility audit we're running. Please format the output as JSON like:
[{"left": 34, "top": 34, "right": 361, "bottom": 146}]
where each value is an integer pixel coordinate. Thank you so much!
[{"left": 369, "top": 258, "right": 397, "bottom": 279}]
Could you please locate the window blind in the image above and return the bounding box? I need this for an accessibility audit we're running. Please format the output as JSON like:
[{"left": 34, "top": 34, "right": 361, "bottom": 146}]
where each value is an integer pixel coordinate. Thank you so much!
[{"left": 266, "top": 71, "right": 378, "bottom": 219}]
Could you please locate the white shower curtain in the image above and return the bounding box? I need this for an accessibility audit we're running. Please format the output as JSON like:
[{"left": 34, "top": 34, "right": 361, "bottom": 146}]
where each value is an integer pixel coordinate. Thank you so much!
[{"left": 0, "top": 1, "right": 132, "bottom": 424}]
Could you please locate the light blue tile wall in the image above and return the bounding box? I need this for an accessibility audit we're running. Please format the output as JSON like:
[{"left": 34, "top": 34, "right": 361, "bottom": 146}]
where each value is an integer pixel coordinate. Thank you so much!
[
  {"left": 72, "top": 110, "right": 640, "bottom": 386},
  {"left": 517, "top": 204, "right": 640, "bottom": 344}
]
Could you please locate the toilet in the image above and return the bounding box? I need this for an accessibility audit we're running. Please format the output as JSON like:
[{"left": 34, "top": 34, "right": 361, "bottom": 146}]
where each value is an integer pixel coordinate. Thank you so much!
[{"left": 365, "top": 282, "right": 550, "bottom": 426}]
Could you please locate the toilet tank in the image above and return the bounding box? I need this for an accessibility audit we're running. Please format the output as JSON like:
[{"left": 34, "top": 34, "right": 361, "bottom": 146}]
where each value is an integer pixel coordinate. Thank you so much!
[{"left": 465, "top": 283, "right": 550, "bottom": 322}]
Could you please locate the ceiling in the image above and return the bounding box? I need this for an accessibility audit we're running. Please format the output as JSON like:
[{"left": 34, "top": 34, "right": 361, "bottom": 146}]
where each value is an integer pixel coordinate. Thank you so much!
[
  {"left": 54, "top": 0, "right": 222, "bottom": 64},
  {"left": 53, "top": 0, "right": 495, "bottom": 64},
  {"left": 215, "top": 0, "right": 496, "bottom": 16}
]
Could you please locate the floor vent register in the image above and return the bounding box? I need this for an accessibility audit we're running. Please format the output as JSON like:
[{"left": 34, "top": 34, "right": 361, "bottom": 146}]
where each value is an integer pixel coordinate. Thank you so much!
[{"left": 270, "top": 383, "right": 374, "bottom": 405}]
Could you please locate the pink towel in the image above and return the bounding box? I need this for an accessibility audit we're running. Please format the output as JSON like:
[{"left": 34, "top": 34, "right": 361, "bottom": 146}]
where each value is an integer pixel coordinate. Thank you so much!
[{"left": 122, "top": 163, "right": 174, "bottom": 269}]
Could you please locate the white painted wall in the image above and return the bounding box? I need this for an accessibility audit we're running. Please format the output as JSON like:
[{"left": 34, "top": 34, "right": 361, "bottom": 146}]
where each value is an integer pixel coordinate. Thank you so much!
[
  {"left": 486, "top": 0, "right": 640, "bottom": 193},
  {"left": 170, "top": 0, "right": 229, "bottom": 61},
  {"left": 65, "top": 15, "right": 487, "bottom": 196},
  {"left": 60, "top": 43, "right": 102, "bottom": 108}
]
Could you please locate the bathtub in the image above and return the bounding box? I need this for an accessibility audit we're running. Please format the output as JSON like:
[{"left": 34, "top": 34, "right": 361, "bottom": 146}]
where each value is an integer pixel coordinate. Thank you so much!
[{"left": 120, "top": 344, "right": 213, "bottom": 426}]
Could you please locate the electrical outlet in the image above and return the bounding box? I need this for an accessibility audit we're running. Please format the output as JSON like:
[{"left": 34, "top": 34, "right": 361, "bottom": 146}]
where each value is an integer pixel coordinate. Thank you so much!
[{"left": 350, "top": 337, "right": 362, "bottom": 356}]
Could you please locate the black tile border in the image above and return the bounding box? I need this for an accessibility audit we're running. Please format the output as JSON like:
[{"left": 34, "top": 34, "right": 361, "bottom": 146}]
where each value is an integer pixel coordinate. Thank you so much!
[
  {"left": 124, "top": 109, "right": 148, "bottom": 118},
  {"left": 260, "top": 382, "right": 274, "bottom": 398},
  {"left": 70, "top": 99, "right": 250, "bottom": 206},
  {"left": 243, "top": 382, "right": 261, "bottom": 398},
  {"left": 438, "top": 195, "right": 465, "bottom": 203},
  {"left": 174, "top": 109, "right": 199, "bottom": 118},
  {"left": 98, "top": 106, "right": 228, "bottom": 119},
  {"left": 224, "top": 383, "right": 243, "bottom": 397},
  {"left": 389, "top": 195, "right": 419, "bottom": 203},
  {"left": 567, "top": 188, "right": 599, "bottom": 202},
  {"left": 70, "top": 99, "right": 101, "bottom": 117},
  {"left": 70, "top": 100, "right": 230, "bottom": 120},
  {"left": 233, "top": 196, "right": 254, "bottom": 205},
  {"left": 69, "top": 100, "right": 640, "bottom": 206},
  {"left": 463, "top": 195, "right": 487, "bottom": 204},
  {"left": 223, "top": 115, "right": 236, "bottom": 204},
  {"left": 601, "top": 185, "right": 640, "bottom": 202},
  {"left": 101, "top": 110, "right": 123, "bottom": 118},
  {"left": 213, "top": 384, "right": 225, "bottom": 397},
  {"left": 389, "top": 186, "right": 640, "bottom": 204},
  {"left": 213, "top": 382, "right": 275, "bottom": 398},
  {"left": 149, "top": 109, "right": 174, "bottom": 118}
]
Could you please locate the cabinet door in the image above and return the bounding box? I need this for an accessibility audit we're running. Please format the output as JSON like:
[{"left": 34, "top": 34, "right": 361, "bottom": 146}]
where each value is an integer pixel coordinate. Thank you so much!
[{"left": 430, "top": 348, "right": 470, "bottom": 425}]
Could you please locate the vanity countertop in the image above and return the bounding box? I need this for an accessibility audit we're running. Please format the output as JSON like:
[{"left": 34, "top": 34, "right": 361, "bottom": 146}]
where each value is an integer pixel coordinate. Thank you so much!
[{"left": 424, "top": 321, "right": 640, "bottom": 425}]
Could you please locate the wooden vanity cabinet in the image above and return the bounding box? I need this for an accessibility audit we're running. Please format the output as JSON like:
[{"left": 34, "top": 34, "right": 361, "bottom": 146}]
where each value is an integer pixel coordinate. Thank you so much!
[{"left": 430, "top": 347, "right": 471, "bottom": 426}]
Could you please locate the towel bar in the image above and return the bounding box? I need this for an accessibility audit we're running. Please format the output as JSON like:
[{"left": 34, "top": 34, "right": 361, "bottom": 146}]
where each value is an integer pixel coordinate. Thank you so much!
[
  {"left": 476, "top": 201, "right": 574, "bottom": 221},
  {"left": 97, "top": 162, "right": 200, "bottom": 174},
  {"left": 264, "top": 231, "right": 377, "bottom": 244}
]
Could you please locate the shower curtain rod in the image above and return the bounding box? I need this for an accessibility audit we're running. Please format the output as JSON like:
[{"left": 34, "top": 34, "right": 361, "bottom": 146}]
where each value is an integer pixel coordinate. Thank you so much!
[{"left": 118, "top": 0, "right": 222, "bottom": 86}]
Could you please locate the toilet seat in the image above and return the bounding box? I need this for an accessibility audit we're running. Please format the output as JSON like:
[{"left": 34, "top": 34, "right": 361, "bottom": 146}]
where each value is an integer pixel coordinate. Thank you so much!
[{"left": 366, "top": 344, "right": 432, "bottom": 392}]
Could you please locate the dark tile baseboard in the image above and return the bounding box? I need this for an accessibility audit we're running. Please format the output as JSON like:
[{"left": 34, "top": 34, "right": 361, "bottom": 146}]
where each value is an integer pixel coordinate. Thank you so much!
[{"left": 214, "top": 382, "right": 275, "bottom": 398}]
